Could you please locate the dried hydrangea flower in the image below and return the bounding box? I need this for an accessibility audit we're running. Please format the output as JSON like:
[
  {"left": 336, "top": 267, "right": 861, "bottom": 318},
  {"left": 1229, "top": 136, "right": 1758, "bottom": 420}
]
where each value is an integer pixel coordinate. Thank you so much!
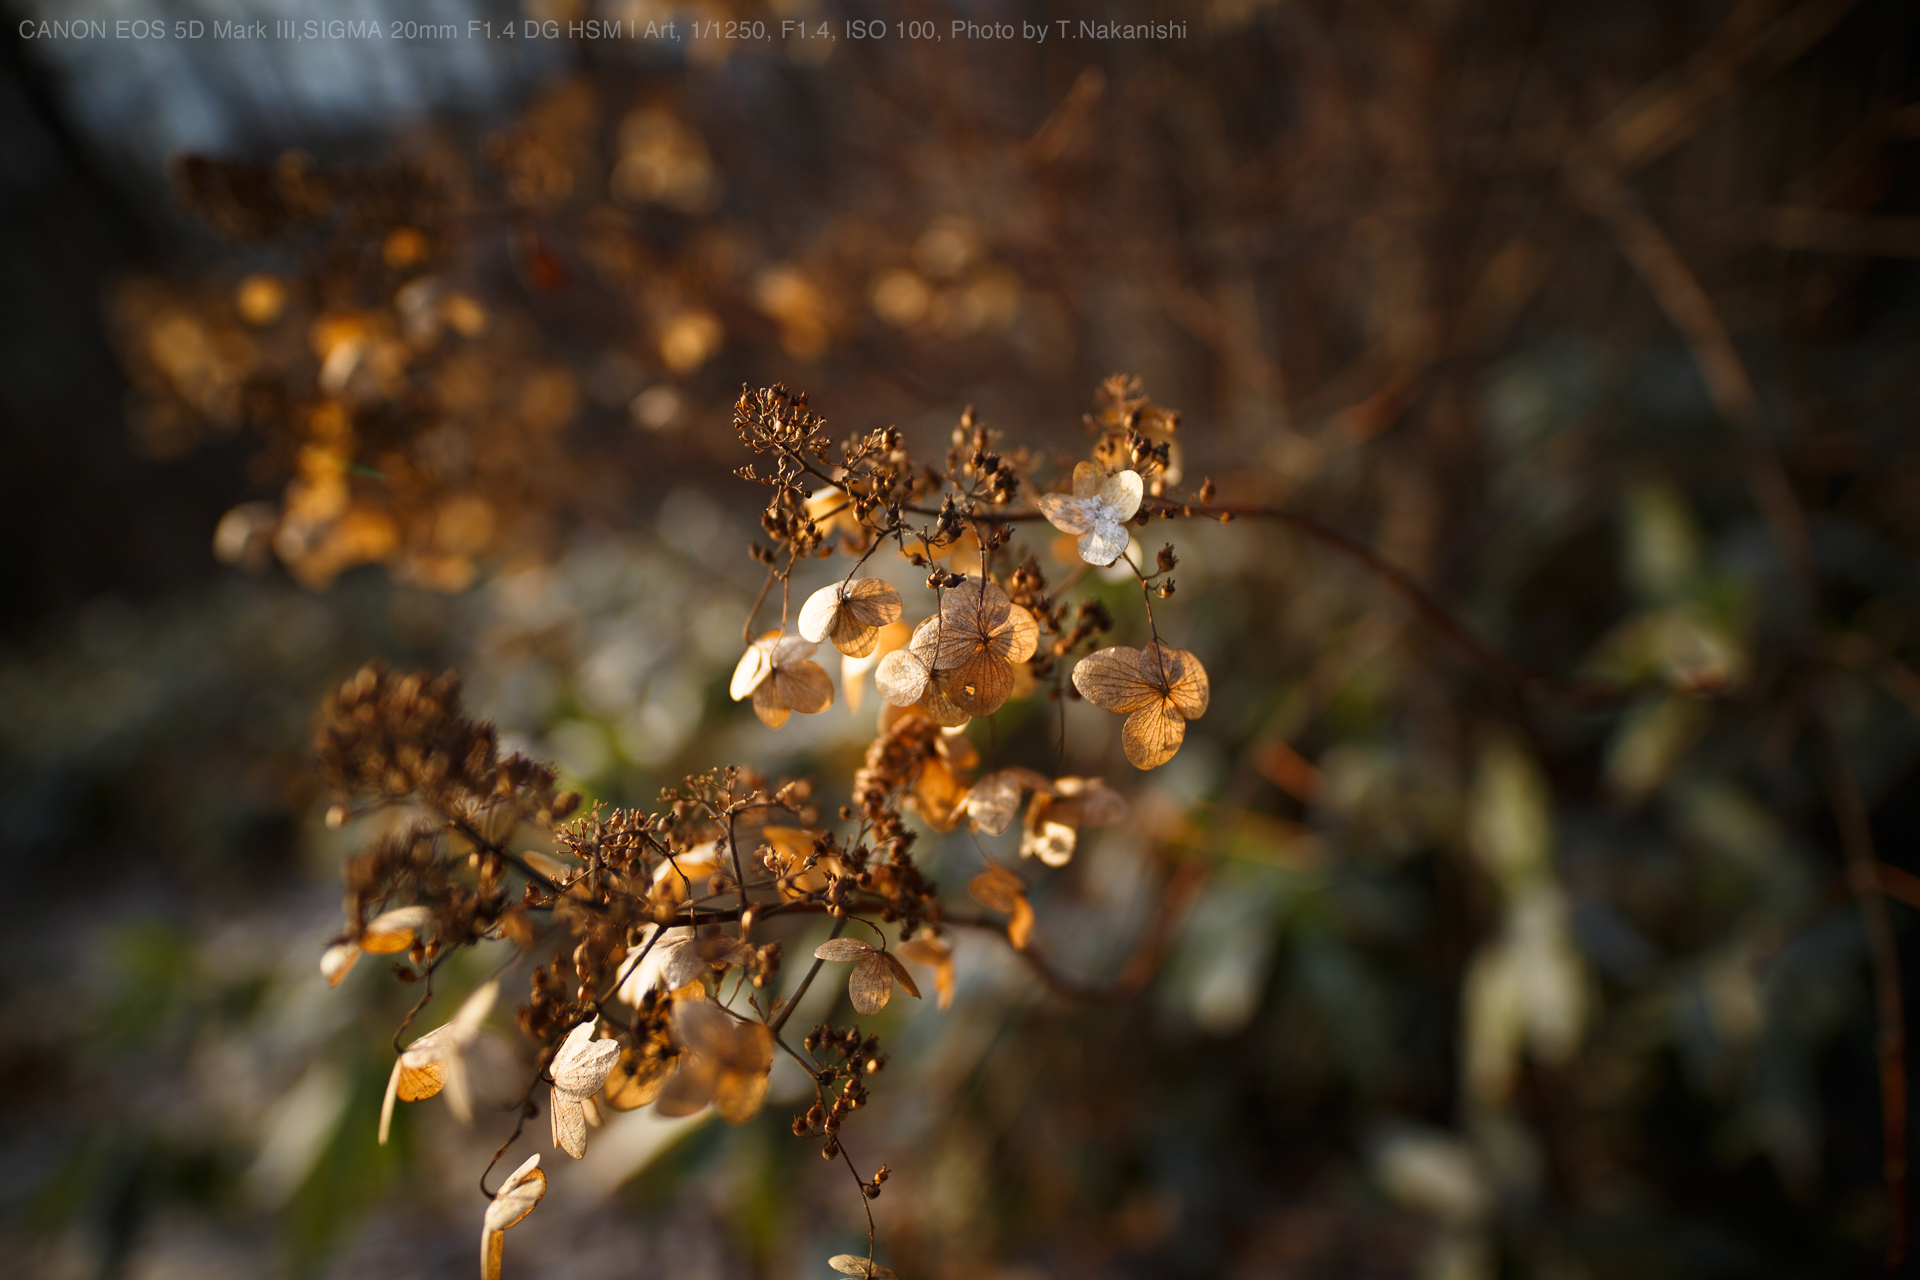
[
  {"left": 481, "top": 1154, "right": 546, "bottom": 1280},
  {"left": 1037, "top": 462, "right": 1144, "bottom": 566},
  {"left": 379, "top": 979, "right": 498, "bottom": 1144},
  {"left": 875, "top": 578, "right": 1038, "bottom": 720},
  {"left": 829, "top": 1255, "right": 900, "bottom": 1279},
  {"left": 798, "top": 577, "right": 905, "bottom": 657},
  {"left": 656, "top": 999, "right": 774, "bottom": 1123},
  {"left": 1020, "top": 776, "right": 1128, "bottom": 866},
  {"left": 549, "top": 1019, "right": 622, "bottom": 1158},
  {"left": 968, "top": 864, "right": 1034, "bottom": 951},
  {"left": 1071, "top": 641, "right": 1211, "bottom": 769},
  {"left": 895, "top": 929, "right": 955, "bottom": 1010},
  {"left": 813, "top": 938, "right": 922, "bottom": 1015},
  {"left": 730, "top": 632, "right": 835, "bottom": 728}
]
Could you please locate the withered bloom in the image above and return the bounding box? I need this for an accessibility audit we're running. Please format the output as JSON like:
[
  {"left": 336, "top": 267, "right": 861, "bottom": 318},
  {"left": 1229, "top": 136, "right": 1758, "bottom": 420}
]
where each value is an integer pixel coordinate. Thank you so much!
[
  {"left": 731, "top": 632, "right": 835, "bottom": 728},
  {"left": 656, "top": 999, "right": 774, "bottom": 1123},
  {"left": 1071, "top": 641, "right": 1210, "bottom": 769},
  {"left": 549, "top": 1019, "right": 621, "bottom": 1159},
  {"left": 813, "top": 938, "right": 922, "bottom": 1015},
  {"left": 1037, "top": 462, "right": 1143, "bottom": 567},
  {"left": 875, "top": 577, "right": 1038, "bottom": 719},
  {"left": 1021, "top": 777, "right": 1128, "bottom": 866},
  {"left": 799, "top": 577, "right": 904, "bottom": 657},
  {"left": 959, "top": 767, "right": 1051, "bottom": 835},
  {"left": 380, "top": 979, "right": 497, "bottom": 1144},
  {"left": 481, "top": 1154, "right": 546, "bottom": 1280}
]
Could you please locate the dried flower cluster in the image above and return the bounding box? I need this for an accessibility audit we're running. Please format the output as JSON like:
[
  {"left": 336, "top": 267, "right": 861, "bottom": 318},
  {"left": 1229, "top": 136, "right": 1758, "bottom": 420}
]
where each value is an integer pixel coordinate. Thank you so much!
[{"left": 319, "top": 378, "right": 1229, "bottom": 1277}]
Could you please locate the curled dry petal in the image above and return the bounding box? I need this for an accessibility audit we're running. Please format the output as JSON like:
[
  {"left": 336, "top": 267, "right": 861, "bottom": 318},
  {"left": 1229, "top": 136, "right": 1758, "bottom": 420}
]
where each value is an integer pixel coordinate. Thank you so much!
[
  {"left": 730, "top": 643, "right": 772, "bottom": 700},
  {"left": 799, "top": 577, "right": 904, "bottom": 656},
  {"left": 962, "top": 768, "right": 1049, "bottom": 835},
  {"left": 481, "top": 1154, "right": 546, "bottom": 1280},
  {"left": 379, "top": 979, "right": 497, "bottom": 1143},
  {"left": 320, "top": 942, "right": 360, "bottom": 986},
  {"left": 550, "top": 1088, "right": 589, "bottom": 1158}
]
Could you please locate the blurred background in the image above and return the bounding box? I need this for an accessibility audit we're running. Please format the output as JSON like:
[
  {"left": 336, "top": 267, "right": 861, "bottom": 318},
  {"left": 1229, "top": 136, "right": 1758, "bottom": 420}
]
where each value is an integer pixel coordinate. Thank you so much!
[{"left": 3, "top": 0, "right": 1920, "bottom": 1276}]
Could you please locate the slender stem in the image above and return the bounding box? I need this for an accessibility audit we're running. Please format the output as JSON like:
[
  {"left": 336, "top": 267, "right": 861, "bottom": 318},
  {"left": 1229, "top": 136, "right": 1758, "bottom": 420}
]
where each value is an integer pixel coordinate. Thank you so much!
[{"left": 771, "top": 916, "right": 847, "bottom": 1034}]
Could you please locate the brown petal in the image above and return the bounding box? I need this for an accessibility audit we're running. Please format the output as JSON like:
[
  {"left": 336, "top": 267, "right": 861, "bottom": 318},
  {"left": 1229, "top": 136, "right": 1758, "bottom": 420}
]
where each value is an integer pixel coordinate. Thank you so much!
[
  {"left": 673, "top": 999, "right": 739, "bottom": 1060},
  {"left": 551, "top": 1022, "right": 621, "bottom": 1095},
  {"left": 654, "top": 1051, "right": 720, "bottom": 1116},
  {"left": 918, "top": 677, "right": 972, "bottom": 728},
  {"left": 712, "top": 1062, "right": 771, "bottom": 1124},
  {"left": 481, "top": 1156, "right": 546, "bottom": 1280},
  {"left": 830, "top": 612, "right": 882, "bottom": 658},
  {"left": 991, "top": 604, "right": 1040, "bottom": 664},
  {"left": 752, "top": 680, "right": 792, "bottom": 729},
  {"left": 814, "top": 938, "right": 878, "bottom": 962},
  {"left": 550, "top": 1087, "right": 588, "bottom": 1158},
  {"left": 941, "top": 652, "right": 1012, "bottom": 717},
  {"left": 395, "top": 1054, "right": 450, "bottom": 1102},
  {"left": 321, "top": 942, "right": 360, "bottom": 986},
  {"left": 880, "top": 951, "right": 921, "bottom": 1000},
  {"left": 1166, "top": 650, "right": 1210, "bottom": 718},
  {"left": 1097, "top": 468, "right": 1144, "bottom": 521},
  {"left": 1069, "top": 460, "right": 1106, "bottom": 500},
  {"left": 848, "top": 955, "right": 894, "bottom": 1014},
  {"left": 843, "top": 577, "right": 904, "bottom": 627},
  {"left": 829, "top": 1255, "right": 900, "bottom": 1279},
  {"left": 1121, "top": 700, "right": 1188, "bottom": 769},
  {"left": 968, "top": 864, "right": 1026, "bottom": 914},
  {"left": 773, "top": 660, "right": 835, "bottom": 715},
  {"left": 603, "top": 1048, "right": 675, "bottom": 1110},
  {"left": 1053, "top": 778, "right": 1128, "bottom": 827},
  {"left": 874, "top": 649, "right": 931, "bottom": 706},
  {"left": 1072, "top": 647, "right": 1160, "bottom": 713}
]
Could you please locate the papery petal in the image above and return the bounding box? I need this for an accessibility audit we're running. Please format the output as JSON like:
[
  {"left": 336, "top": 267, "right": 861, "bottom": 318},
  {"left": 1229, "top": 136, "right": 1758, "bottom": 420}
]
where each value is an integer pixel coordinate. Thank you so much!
[
  {"left": 1069, "top": 460, "right": 1105, "bottom": 500},
  {"left": 730, "top": 644, "right": 772, "bottom": 700},
  {"left": 797, "top": 584, "right": 844, "bottom": 643},
  {"left": 814, "top": 938, "right": 877, "bottom": 961},
  {"left": 963, "top": 770, "right": 1025, "bottom": 835},
  {"left": 603, "top": 1048, "right": 675, "bottom": 1110},
  {"left": 752, "top": 680, "right": 792, "bottom": 729},
  {"left": 968, "top": 864, "right": 1026, "bottom": 914},
  {"left": 1121, "top": 700, "right": 1188, "bottom": 769},
  {"left": 712, "top": 1062, "right": 771, "bottom": 1124},
  {"left": 992, "top": 604, "right": 1040, "bottom": 664},
  {"left": 550, "top": 1087, "right": 588, "bottom": 1158},
  {"left": 773, "top": 661, "right": 834, "bottom": 715},
  {"left": 880, "top": 951, "right": 921, "bottom": 1000},
  {"left": 551, "top": 1021, "right": 621, "bottom": 1095},
  {"left": 1077, "top": 521, "right": 1129, "bottom": 567},
  {"left": 844, "top": 577, "right": 904, "bottom": 626},
  {"left": 849, "top": 955, "right": 894, "bottom": 1014},
  {"left": 942, "top": 651, "right": 1013, "bottom": 717},
  {"left": 874, "top": 649, "right": 931, "bottom": 706},
  {"left": 1037, "top": 492, "right": 1094, "bottom": 536},
  {"left": 361, "top": 905, "right": 434, "bottom": 954},
  {"left": 321, "top": 942, "right": 361, "bottom": 986},
  {"left": 1071, "top": 647, "right": 1160, "bottom": 713},
  {"left": 1098, "top": 468, "right": 1144, "bottom": 521}
]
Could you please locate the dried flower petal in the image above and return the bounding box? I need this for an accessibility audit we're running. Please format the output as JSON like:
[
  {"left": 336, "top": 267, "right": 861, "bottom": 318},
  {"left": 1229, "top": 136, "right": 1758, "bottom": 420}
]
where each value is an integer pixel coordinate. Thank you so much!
[
  {"left": 481, "top": 1155, "right": 546, "bottom": 1280},
  {"left": 380, "top": 979, "right": 497, "bottom": 1144},
  {"left": 829, "top": 1255, "right": 900, "bottom": 1279},
  {"left": 550, "top": 1020, "right": 621, "bottom": 1095},
  {"left": 1037, "top": 463, "right": 1143, "bottom": 566},
  {"left": 320, "top": 942, "right": 360, "bottom": 986},
  {"left": 799, "top": 577, "right": 905, "bottom": 656},
  {"left": 1071, "top": 642, "right": 1210, "bottom": 769},
  {"left": 361, "top": 904, "right": 435, "bottom": 954},
  {"left": 896, "top": 929, "right": 956, "bottom": 1010}
]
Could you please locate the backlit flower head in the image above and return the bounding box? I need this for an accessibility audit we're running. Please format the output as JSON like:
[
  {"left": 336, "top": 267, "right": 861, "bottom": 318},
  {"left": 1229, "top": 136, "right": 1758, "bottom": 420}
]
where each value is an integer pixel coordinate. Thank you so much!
[
  {"left": 874, "top": 577, "right": 1038, "bottom": 720},
  {"left": 1037, "top": 462, "right": 1143, "bottom": 567},
  {"left": 1071, "top": 641, "right": 1210, "bottom": 769},
  {"left": 1020, "top": 776, "right": 1128, "bottom": 866},
  {"left": 731, "top": 631, "right": 835, "bottom": 728},
  {"left": 798, "top": 576, "right": 904, "bottom": 657}
]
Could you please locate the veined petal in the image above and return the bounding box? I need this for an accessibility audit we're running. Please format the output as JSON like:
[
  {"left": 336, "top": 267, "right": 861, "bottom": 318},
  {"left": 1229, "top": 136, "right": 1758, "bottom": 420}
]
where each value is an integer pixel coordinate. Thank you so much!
[
  {"left": 797, "top": 584, "right": 843, "bottom": 644},
  {"left": 752, "top": 680, "right": 792, "bottom": 729},
  {"left": 874, "top": 649, "right": 931, "bottom": 706},
  {"left": 730, "top": 644, "right": 772, "bottom": 700},
  {"left": 1037, "top": 492, "right": 1094, "bottom": 536},
  {"left": 1098, "top": 468, "right": 1144, "bottom": 521},
  {"left": 1071, "top": 647, "right": 1160, "bottom": 713},
  {"left": 1121, "top": 700, "right": 1188, "bottom": 769},
  {"left": 1077, "top": 521, "right": 1129, "bottom": 567},
  {"left": 772, "top": 661, "right": 834, "bottom": 715},
  {"left": 992, "top": 604, "right": 1040, "bottom": 664}
]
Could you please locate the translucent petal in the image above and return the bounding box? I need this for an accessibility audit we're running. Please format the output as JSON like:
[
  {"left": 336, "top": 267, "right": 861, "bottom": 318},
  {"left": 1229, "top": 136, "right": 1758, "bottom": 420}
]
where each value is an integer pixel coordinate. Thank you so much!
[
  {"left": 849, "top": 955, "right": 894, "bottom": 1014},
  {"left": 773, "top": 661, "right": 834, "bottom": 715},
  {"left": 797, "top": 583, "right": 843, "bottom": 643},
  {"left": 942, "top": 650, "right": 1012, "bottom": 717},
  {"left": 1037, "top": 492, "right": 1094, "bottom": 536},
  {"left": 814, "top": 937, "right": 877, "bottom": 961},
  {"left": 361, "top": 905, "right": 433, "bottom": 953},
  {"left": 752, "top": 680, "right": 792, "bottom": 729},
  {"left": 993, "top": 604, "right": 1040, "bottom": 664},
  {"left": 968, "top": 864, "right": 1026, "bottom": 914},
  {"left": 1071, "top": 647, "right": 1159, "bottom": 713},
  {"left": 730, "top": 644, "right": 772, "bottom": 699},
  {"left": 551, "top": 1021, "right": 621, "bottom": 1095},
  {"left": 1098, "top": 468, "right": 1144, "bottom": 521},
  {"left": 880, "top": 951, "right": 921, "bottom": 1000},
  {"left": 874, "top": 649, "right": 931, "bottom": 706},
  {"left": 550, "top": 1088, "right": 588, "bottom": 1158},
  {"left": 963, "top": 770, "right": 1025, "bottom": 835},
  {"left": 1077, "top": 521, "right": 1129, "bottom": 567},
  {"left": 1122, "top": 701, "right": 1188, "bottom": 769},
  {"left": 603, "top": 1048, "right": 675, "bottom": 1110}
]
